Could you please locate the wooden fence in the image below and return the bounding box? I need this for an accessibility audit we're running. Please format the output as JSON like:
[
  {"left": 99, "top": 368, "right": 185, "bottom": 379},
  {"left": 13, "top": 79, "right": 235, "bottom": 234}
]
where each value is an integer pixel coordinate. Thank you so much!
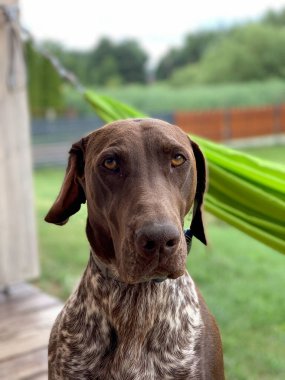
[{"left": 174, "top": 104, "right": 285, "bottom": 141}]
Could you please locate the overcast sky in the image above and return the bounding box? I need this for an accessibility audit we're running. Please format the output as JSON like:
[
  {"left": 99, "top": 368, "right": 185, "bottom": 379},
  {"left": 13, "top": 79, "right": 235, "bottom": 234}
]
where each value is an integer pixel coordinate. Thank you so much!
[{"left": 21, "top": 0, "right": 285, "bottom": 65}]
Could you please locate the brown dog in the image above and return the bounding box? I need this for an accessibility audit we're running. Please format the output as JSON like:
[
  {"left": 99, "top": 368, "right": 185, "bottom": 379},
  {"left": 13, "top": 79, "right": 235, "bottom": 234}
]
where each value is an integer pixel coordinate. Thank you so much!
[{"left": 46, "top": 118, "right": 224, "bottom": 379}]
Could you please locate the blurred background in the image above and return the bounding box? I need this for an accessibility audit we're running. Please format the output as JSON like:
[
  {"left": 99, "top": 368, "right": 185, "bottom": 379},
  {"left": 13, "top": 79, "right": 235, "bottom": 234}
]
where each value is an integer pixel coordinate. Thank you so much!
[{"left": 1, "top": 0, "right": 285, "bottom": 379}]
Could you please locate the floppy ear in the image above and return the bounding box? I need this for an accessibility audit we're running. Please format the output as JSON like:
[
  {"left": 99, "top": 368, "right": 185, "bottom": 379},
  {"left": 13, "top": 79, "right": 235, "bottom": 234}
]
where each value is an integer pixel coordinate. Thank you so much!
[
  {"left": 190, "top": 140, "right": 207, "bottom": 245},
  {"left": 45, "top": 138, "right": 87, "bottom": 225}
]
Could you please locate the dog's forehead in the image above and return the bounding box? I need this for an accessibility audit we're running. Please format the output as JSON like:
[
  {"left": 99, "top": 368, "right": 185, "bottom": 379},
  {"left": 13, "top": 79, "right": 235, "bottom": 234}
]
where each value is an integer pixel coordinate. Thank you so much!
[{"left": 88, "top": 118, "right": 190, "bottom": 151}]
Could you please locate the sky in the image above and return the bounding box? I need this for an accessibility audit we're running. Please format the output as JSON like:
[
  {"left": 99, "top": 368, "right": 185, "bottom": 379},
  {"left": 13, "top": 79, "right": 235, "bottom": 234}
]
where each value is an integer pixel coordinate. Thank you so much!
[{"left": 21, "top": 0, "right": 285, "bottom": 65}]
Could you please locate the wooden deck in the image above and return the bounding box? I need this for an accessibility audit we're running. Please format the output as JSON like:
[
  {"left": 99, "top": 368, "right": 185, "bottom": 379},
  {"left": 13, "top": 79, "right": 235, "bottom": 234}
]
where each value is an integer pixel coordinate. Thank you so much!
[{"left": 0, "top": 283, "right": 62, "bottom": 380}]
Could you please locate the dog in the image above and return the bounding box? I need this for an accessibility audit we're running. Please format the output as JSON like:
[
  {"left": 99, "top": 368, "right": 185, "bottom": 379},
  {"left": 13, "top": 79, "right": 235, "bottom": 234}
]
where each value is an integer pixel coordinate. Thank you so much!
[{"left": 45, "top": 118, "right": 224, "bottom": 379}]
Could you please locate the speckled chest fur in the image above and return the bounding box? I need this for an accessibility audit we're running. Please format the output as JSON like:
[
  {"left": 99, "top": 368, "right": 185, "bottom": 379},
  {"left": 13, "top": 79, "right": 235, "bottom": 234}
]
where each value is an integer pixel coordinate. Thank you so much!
[{"left": 49, "top": 258, "right": 202, "bottom": 380}]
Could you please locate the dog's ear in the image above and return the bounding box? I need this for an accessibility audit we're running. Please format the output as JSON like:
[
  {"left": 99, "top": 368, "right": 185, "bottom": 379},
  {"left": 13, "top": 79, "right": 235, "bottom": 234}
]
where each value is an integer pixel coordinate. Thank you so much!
[
  {"left": 45, "top": 138, "right": 87, "bottom": 225},
  {"left": 190, "top": 139, "right": 207, "bottom": 245}
]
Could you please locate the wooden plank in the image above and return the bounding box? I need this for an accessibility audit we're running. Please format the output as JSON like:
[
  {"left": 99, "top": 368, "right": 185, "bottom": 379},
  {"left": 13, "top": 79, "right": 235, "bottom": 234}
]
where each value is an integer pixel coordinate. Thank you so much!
[
  {"left": 0, "top": 284, "right": 61, "bottom": 379},
  {"left": 0, "top": 287, "right": 61, "bottom": 319},
  {"left": 29, "top": 373, "right": 48, "bottom": 380},
  {"left": 0, "top": 282, "right": 39, "bottom": 303},
  {"left": 0, "top": 304, "right": 62, "bottom": 361},
  {"left": 0, "top": 348, "right": 48, "bottom": 380},
  {"left": 0, "top": 282, "right": 44, "bottom": 302}
]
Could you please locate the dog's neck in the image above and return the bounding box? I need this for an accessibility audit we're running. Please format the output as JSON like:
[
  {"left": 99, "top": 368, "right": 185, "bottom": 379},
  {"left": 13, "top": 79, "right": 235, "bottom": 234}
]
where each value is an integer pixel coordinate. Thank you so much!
[
  {"left": 64, "top": 254, "right": 203, "bottom": 376},
  {"left": 77, "top": 253, "right": 201, "bottom": 348}
]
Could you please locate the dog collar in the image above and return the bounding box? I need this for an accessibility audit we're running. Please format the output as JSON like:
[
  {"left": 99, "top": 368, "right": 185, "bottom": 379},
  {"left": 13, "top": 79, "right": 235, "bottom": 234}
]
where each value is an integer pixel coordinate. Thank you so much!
[
  {"left": 184, "top": 229, "right": 193, "bottom": 254},
  {"left": 90, "top": 251, "right": 119, "bottom": 281}
]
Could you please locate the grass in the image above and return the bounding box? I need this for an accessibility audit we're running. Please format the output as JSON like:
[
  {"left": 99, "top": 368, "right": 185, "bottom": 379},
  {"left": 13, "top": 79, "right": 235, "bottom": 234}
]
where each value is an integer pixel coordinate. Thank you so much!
[
  {"left": 34, "top": 167, "right": 88, "bottom": 297},
  {"left": 64, "top": 79, "right": 285, "bottom": 115},
  {"left": 241, "top": 144, "right": 285, "bottom": 164},
  {"left": 189, "top": 228, "right": 285, "bottom": 380},
  {"left": 33, "top": 144, "right": 285, "bottom": 380}
]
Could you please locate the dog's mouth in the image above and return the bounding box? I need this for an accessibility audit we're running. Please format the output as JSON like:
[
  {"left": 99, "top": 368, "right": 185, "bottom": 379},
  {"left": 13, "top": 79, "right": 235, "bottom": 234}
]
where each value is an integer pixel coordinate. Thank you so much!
[
  {"left": 152, "top": 270, "right": 185, "bottom": 283},
  {"left": 152, "top": 267, "right": 186, "bottom": 282},
  {"left": 121, "top": 269, "right": 185, "bottom": 285},
  {"left": 153, "top": 277, "right": 167, "bottom": 283},
  {"left": 117, "top": 243, "right": 187, "bottom": 284}
]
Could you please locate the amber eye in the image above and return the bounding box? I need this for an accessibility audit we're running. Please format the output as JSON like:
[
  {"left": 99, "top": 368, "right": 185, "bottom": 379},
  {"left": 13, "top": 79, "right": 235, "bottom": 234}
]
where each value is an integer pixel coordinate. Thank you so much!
[
  {"left": 103, "top": 158, "right": 119, "bottom": 171},
  {"left": 171, "top": 154, "right": 186, "bottom": 167}
]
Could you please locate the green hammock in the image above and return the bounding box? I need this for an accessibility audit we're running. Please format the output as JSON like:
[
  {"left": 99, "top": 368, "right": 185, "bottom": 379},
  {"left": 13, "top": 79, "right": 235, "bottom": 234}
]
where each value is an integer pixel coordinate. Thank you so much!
[{"left": 84, "top": 89, "right": 285, "bottom": 254}]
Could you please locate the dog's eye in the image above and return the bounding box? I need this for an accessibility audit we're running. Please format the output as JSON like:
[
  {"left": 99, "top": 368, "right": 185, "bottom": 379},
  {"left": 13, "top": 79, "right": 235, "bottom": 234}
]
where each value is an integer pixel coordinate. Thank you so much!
[
  {"left": 171, "top": 154, "right": 186, "bottom": 167},
  {"left": 103, "top": 158, "right": 119, "bottom": 171}
]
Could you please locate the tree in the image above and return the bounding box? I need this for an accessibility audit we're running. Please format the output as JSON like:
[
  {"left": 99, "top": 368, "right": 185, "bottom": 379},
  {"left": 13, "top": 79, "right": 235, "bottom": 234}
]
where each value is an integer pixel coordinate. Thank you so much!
[
  {"left": 155, "top": 30, "right": 224, "bottom": 80},
  {"left": 199, "top": 24, "right": 285, "bottom": 83},
  {"left": 114, "top": 40, "right": 148, "bottom": 83},
  {"left": 169, "top": 23, "right": 285, "bottom": 85},
  {"left": 87, "top": 37, "right": 148, "bottom": 85},
  {"left": 156, "top": 47, "right": 185, "bottom": 80},
  {"left": 87, "top": 38, "right": 120, "bottom": 85},
  {"left": 262, "top": 7, "right": 285, "bottom": 26}
]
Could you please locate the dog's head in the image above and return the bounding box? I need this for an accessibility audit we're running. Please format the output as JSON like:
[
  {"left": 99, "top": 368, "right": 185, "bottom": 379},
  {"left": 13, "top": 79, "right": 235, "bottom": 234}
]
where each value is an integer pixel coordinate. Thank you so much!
[{"left": 45, "top": 118, "right": 207, "bottom": 284}]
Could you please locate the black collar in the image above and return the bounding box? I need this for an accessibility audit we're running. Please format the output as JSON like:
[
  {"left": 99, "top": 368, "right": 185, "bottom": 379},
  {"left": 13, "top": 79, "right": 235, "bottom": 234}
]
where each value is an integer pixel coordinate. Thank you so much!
[{"left": 184, "top": 229, "right": 193, "bottom": 254}]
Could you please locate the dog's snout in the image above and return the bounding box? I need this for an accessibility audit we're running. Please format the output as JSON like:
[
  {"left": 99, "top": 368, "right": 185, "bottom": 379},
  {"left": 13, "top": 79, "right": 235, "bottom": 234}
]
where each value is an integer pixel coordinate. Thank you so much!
[{"left": 135, "top": 223, "right": 180, "bottom": 257}]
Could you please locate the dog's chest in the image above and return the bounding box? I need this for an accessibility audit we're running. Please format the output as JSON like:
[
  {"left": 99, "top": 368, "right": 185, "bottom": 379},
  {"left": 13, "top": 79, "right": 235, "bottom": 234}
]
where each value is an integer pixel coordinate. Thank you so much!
[{"left": 50, "top": 275, "right": 202, "bottom": 379}]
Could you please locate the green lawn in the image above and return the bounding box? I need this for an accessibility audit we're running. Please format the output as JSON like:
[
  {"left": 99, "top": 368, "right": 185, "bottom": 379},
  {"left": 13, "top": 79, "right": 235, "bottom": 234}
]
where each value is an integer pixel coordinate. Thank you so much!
[
  {"left": 241, "top": 144, "right": 285, "bottom": 165},
  {"left": 33, "top": 144, "right": 285, "bottom": 380}
]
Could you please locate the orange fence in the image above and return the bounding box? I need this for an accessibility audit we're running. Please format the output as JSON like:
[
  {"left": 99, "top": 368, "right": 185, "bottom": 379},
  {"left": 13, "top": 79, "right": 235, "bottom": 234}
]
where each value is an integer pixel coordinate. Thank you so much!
[{"left": 174, "top": 105, "right": 285, "bottom": 141}]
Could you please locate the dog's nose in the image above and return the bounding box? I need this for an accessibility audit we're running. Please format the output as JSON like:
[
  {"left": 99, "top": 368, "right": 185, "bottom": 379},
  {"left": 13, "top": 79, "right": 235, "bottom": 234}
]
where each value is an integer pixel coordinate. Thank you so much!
[{"left": 135, "top": 223, "right": 180, "bottom": 257}]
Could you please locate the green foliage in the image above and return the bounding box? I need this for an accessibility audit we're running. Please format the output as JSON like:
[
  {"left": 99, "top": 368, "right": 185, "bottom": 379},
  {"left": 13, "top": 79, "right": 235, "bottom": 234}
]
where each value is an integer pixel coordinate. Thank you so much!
[
  {"left": 155, "top": 48, "right": 181, "bottom": 81},
  {"left": 262, "top": 8, "right": 285, "bottom": 26},
  {"left": 26, "top": 37, "right": 149, "bottom": 104},
  {"left": 169, "top": 64, "right": 201, "bottom": 86},
  {"left": 199, "top": 24, "right": 285, "bottom": 83},
  {"left": 87, "top": 38, "right": 120, "bottom": 85},
  {"left": 25, "top": 41, "right": 64, "bottom": 116},
  {"left": 41, "top": 41, "right": 90, "bottom": 84},
  {"left": 154, "top": 6, "right": 285, "bottom": 85},
  {"left": 156, "top": 30, "right": 221, "bottom": 80},
  {"left": 66, "top": 80, "right": 285, "bottom": 116},
  {"left": 168, "top": 22, "right": 285, "bottom": 85},
  {"left": 115, "top": 40, "right": 148, "bottom": 83},
  {"left": 87, "top": 37, "right": 148, "bottom": 85}
]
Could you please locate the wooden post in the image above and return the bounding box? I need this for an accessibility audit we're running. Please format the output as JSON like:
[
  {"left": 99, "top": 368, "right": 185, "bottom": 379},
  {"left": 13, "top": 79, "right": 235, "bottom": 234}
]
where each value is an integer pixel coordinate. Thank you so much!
[{"left": 0, "top": 0, "right": 39, "bottom": 286}]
